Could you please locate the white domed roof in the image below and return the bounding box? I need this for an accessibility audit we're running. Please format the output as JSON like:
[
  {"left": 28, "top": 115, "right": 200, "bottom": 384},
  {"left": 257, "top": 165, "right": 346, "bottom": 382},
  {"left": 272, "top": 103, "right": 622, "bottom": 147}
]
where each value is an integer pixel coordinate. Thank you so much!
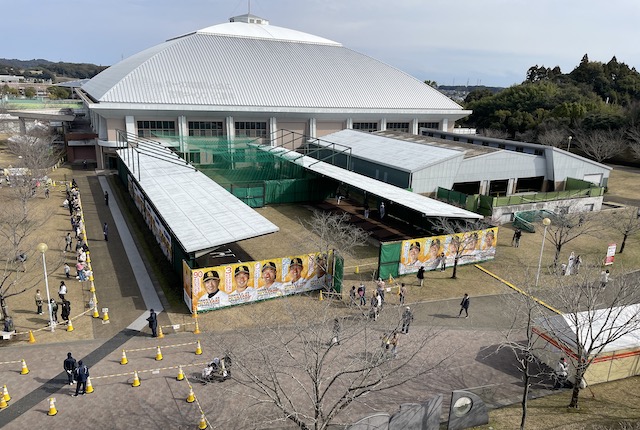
[{"left": 82, "top": 17, "right": 463, "bottom": 113}]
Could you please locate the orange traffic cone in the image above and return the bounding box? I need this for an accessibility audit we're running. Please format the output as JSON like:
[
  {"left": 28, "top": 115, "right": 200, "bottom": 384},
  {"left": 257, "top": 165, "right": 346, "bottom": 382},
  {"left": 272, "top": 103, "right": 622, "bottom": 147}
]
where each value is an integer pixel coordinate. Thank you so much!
[
  {"left": 47, "top": 397, "right": 57, "bottom": 416},
  {"left": 85, "top": 377, "right": 94, "bottom": 394},
  {"left": 28, "top": 330, "right": 36, "bottom": 343},
  {"left": 120, "top": 349, "right": 128, "bottom": 365},
  {"left": 195, "top": 340, "right": 202, "bottom": 355},
  {"left": 198, "top": 413, "right": 208, "bottom": 429},
  {"left": 131, "top": 371, "right": 141, "bottom": 387},
  {"left": 186, "top": 387, "right": 195, "bottom": 403},
  {"left": 20, "top": 359, "right": 29, "bottom": 375},
  {"left": 176, "top": 366, "right": 185, "bottom": 381}
]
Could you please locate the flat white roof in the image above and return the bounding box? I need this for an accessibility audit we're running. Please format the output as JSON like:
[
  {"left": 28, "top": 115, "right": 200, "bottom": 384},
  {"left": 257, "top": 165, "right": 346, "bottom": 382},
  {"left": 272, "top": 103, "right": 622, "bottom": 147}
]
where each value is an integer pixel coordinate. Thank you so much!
[
  {"left": 267, "top": 147, "right": 482, "bottom": 219},
  {"left": 117, "top": 146, "right": 279, "bottom": 254},
  {"left": 313, "top": 129, "right": 461, "bottom": 172}
]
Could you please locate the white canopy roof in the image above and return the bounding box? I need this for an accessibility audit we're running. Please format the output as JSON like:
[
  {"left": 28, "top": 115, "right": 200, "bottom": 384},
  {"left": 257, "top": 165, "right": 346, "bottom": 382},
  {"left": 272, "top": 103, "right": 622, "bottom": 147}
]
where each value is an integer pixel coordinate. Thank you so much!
[{"left": 117, "top": 145, "right": 278, "bottom": 254}]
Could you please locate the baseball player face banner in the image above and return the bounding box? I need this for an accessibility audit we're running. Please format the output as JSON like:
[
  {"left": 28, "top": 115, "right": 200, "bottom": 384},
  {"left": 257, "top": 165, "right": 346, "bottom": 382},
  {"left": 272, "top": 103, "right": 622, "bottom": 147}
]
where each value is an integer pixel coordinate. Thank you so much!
[
  {"left": 398, "top": 227, "right": 498, "bottom": 275},
  {"left": 184, "top": 251, "right": 334, "bottom": 313}
]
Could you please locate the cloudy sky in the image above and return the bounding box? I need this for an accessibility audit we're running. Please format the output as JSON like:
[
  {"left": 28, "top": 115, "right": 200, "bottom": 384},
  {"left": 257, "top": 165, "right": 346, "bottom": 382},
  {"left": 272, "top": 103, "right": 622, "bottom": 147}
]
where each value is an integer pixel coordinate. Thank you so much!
[{"left": 4, "top": 0, "right": 639, "bottom": 87}]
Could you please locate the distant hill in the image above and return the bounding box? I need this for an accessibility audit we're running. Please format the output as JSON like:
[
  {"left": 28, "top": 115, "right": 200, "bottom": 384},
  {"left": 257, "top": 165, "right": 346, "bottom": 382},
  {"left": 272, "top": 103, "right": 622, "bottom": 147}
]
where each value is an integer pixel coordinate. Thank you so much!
[{"left": 0, "top": 58, "right": 107, "bottom": 82}]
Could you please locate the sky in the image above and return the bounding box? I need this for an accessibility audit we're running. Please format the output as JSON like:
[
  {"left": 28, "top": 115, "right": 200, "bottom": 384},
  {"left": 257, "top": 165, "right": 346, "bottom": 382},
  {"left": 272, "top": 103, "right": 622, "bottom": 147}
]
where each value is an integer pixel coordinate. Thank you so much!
[{"left": 3, "top": 0, "right": 640, "bottom": 88}]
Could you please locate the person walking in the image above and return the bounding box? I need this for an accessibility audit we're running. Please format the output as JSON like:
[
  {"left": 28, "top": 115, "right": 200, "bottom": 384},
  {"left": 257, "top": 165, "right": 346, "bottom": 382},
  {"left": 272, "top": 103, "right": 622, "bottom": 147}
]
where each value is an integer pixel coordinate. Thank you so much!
[
  {"left": 64, "top": 232, "right": 73, "bottom": 252},
  {"left": 439, "top": 252, "right": 446, "bottom": 272},
  {"left": 512, "top": 228, "right": 522, "bottom": 247},
  {"left": 50, "top": 299, "right": 59, "bottom": 323},
  {"left": 73, "top": 360, "right": 90, "bottom": 396},
  {"left": 599, "top": 269, "right": 610, "bottom": 288},
  {"left": 61, "top": 299, "right": 71, "bottom": 323},
  {"left": 376, "top": 279, "right": 385, "bottom": 308},
  {"left": 35, "top": 289, "right": 44, "bottom": 315},
  {"left": 103, "top": 222, "right": 108, "bottom": 241},
  {"left": 64, "top": 262, "right": 71, "bottom": 279},
  {"left": 554, "top": 357, "right": 569, "bottom": 389},
  {"left": 331, "top": 318, "right": 341, "bottom": 345},
  {"left": 401, "top": 306, "right": 414, "bottom": 333},
  {"left": 63, "top": 352, "right": 77, "bottom": 385},
  {"left": 104, "top": 191, "right": 109, "bottom": 206},
  {"left": 58, "top": 281, "right": 67, "bottom": 301},
  {"left": 389, "top": 332, "right": 399, "bottom": 358},
  {"left": 349, "top": 286, "right": 357, "bottom": 307},
  {"left": 416, "top": 266, "right": 425, "bottom": 287},
  {"left": 458, "top": 293, "right": 470, "bottom": 318},
  {"left": 357, "top": 283, "right": 366, "bottom": 306},
  {"left": 379, "top": 202, "right": 386, "bottom": 219},
  {"left": 399, "top": 283, "right": 407, "bottom": 305},
  {"left": 371, "top": 291, "right": 381, "bottom": 321},
  {"left": 44, "top": 187, "right": 50, "bottom": 198},
  {"left": 146, "top": 309, "right": 158, "bottom": 337}
]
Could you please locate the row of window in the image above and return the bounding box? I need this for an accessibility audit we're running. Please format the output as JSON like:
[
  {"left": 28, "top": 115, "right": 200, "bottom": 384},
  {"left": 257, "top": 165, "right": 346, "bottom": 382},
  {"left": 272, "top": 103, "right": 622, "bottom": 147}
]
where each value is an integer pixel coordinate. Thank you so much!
[{"left": 136, "top": 120, "right": 441, "bottom": 138}]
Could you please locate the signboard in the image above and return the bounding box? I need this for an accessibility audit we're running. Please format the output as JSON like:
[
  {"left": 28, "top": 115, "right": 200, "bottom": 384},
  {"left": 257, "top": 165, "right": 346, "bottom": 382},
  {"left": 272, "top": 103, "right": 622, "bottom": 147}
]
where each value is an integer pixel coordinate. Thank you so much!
[
  {"left": 184, "top": 251, "right": 335, "bottom": 313},
  {"left": 604, "top": 243, "right": 616, "bottom": 266}
]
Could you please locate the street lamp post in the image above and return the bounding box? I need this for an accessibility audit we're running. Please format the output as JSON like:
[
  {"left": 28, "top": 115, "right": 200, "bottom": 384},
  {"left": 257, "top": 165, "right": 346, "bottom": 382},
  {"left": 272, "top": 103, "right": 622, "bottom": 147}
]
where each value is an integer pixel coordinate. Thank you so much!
[
  {"left": 36, "top": 242, "right": 55, "bottom": 332},
  {"left": 567, "top": 136, "right": 573, "bottom": 152},
  {"left": 535, "top": 218, "right": 551, "bottom": 287}
]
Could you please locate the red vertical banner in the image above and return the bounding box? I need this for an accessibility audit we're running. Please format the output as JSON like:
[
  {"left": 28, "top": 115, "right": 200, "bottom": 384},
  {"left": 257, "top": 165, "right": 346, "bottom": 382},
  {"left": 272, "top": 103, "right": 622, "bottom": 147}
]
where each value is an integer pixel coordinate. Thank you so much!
[{"left": 604, "top": 243, "right": 616, "bottom": 266}]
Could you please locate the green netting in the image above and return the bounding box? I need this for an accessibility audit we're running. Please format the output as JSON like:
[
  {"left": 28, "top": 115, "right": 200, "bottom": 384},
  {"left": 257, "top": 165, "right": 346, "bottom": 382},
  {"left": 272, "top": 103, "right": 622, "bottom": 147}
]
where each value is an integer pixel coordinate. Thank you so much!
[
  {"left": 378, "top": 242, "right": 402, "bottom": 279},
  {"left": 170, "top": 136, "right": 334, "bottom": 207}
]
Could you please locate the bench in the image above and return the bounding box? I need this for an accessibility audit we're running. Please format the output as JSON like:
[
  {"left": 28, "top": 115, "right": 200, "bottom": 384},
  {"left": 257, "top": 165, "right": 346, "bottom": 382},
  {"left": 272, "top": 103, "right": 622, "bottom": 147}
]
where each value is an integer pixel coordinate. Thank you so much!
[{"left": 1, "top": 330, "right": 16, "bottom": 340}]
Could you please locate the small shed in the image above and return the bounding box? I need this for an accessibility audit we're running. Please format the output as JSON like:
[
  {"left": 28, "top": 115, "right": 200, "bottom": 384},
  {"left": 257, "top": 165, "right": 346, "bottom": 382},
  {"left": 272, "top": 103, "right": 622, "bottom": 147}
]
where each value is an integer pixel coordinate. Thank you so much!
[{"left": 531, "top": 305, "right": 640, "bottom": 385}]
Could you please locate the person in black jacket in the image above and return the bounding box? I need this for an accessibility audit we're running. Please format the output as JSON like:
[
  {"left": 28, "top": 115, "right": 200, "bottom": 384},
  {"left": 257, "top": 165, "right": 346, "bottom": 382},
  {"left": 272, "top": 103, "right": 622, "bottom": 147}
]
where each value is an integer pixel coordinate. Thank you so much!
[
  {"left": 146, "top": 309, "right": 158, "bottom": 337},
  {"left": 73, "top": 360, "right": 89, "bottom": 396},
  {"left": 61, "top": 300, "right": 71, "bottom": 323},
  {"left": 63, "top": 352, "right": 77, "bottom": 385},
  {"left": 416, "top": 266, "right": 425, "bottom": 287},
  {"left": 458, "top": 293, "right": 470, "bottom": 318}
]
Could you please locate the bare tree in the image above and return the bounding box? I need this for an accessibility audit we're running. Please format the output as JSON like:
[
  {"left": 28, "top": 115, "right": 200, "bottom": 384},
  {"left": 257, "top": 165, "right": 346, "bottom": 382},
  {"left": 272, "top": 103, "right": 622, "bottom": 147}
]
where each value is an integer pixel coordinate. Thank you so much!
[
  {"left": 430, "top": 217, "right": 489, "bottom": 279},
  {"left": 542, "top": 210, "right": 600, "bottom": 270},
  {"left": 610, "top": 206, "right": 640, "bottom": 254},
  {"left": 537, "top": 128, "right": 570, "bottom": 147},
  {"left": 573, "top": 130, "right": 627, "bottom": 163},
  {"left": 215, "top": 298, "right": 447, "bottom": 430},
  {"left": 538, "top": 264, "right": 640, "bottom": 409}
]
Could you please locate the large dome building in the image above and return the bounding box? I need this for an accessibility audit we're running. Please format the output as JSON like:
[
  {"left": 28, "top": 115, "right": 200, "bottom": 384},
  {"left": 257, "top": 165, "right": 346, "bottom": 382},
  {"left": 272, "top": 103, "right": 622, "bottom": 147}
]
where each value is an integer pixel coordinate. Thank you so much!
[{"left": 77, "top": 14, "right": 470, "bottom": 168}]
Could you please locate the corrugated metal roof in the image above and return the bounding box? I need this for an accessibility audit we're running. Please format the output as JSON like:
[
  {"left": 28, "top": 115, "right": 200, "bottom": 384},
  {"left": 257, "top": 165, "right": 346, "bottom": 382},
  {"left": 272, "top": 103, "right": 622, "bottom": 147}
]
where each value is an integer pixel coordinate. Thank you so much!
[
  {"left": 311, "top": 129, "right": 463, "bottom": 172},
  {"left": 266, "top": 146, "right": 482, "bottom": 219},
  {"left": 83, "top": 22, "right": 463, "bottom": 112},
  {"left": 116, "top": 146, "right": 279, "bottom": 254}
]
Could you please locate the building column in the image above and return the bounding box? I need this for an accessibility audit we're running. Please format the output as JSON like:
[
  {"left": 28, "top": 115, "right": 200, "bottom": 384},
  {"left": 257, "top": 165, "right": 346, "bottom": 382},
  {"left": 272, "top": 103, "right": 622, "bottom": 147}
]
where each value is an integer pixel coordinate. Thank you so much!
[
  {"left": 309, "top": 118, "right": 317, "bottom": 138},
  {"left": 269, "top": 117, "right": 277, "bottom": 146},
  {"left": 411, "top": 118, "right": 419, "bottom": 135},
  {"left": 441, "top": 118, "right": 449, "bottom": 131},
  {"left": 177, "top": 115, "right": 188, "bottom": 154},
  {"left": 346, "top": 118, "right": 353, "bottom": 129},
  {"left": 225, "top": 116, "right": 235, "bottom": 139},
  {"left": 479, "top": 180, "right": 489, "bottom": 195},
  {"left": 380, "top": 118, "right": 387, "bottom": 131},
  {"left": 98, "top": 116, "right": 108, "bottom": 141},
  {"left": 125, "top": 115, "right": 136, "bottom": 137},
  {"left": 507, "top": 178, "right": 516, "bottom": 195}
]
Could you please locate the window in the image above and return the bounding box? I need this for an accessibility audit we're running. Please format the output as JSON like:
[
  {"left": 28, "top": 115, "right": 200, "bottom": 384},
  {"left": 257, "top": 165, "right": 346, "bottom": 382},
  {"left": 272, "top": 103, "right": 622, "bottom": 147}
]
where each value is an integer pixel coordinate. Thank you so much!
[
  {"left": 386, "top": 122, "right": 410, "bottom": 133},
  {"left": 418, "top": 122, "right": 439, "bottom": 130},
  {"left": 137, "top": 120, "right": 176, "bottom": 138},
  {"left": 235, "top": 121, "right": 267, "bottom": 138},
  {"left": 189, "top": 121, "right": 224, "bottom": 137},
  {"left": 352, "top": 122, "right": 378, "bottom": 133}
]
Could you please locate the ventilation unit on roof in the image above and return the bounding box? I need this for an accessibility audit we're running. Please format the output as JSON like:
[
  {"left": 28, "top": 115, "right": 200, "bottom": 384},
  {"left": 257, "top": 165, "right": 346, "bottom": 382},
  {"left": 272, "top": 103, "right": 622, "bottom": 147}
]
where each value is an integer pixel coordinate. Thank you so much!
[{"left": 229, "top": 14, "right": 269, "bottom": 25}]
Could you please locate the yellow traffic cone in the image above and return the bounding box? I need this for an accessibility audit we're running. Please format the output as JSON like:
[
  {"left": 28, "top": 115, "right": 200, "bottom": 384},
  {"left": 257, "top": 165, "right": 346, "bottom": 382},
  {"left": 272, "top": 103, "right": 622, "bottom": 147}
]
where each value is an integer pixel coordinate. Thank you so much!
[
  {"left": 86, "top": 252, "right": 91, "bottom": 263},
  {"left": 157, "top": 325, "right": 164, "bottom": 339},
  {"left": 0, "top": 396, "right": 7, "bottom": 410},
  {"left": 319, "top": 291, "right": 324, "bottom": 301},
  {"left": 92, "top": 304, "right": 100, "bottom": 318},
  {"left": 355, "top": 265, "right": 359, "bottom": 274},
  {"left": 85, "top": 377, "right": 94, "bottom": 394},
  {"left": 20, "top": 359, "right": 29, "bottom": 375},
  {"left": 3, "top": 385, "right": 10, "bottom": 402},
  {"left": 155, "top": 346, "right": 163, "bottom": 361},
  {"left": 198, "top": 413, "right": 208, "bottom": 429},
  {"left": 120, "top": 349, "right": 128, "bottom": 365},
  {"left": 195, "top": 340, "right": 202, "bottom": 355},
  {"left": 193, "top": 319, "right": 201, "bottom": 334},
  {"left": 176, "top": 366, "right": 185, "bottom": 381},
  {"left": 67, "top": 319, "right": 74, "bottom": 332},
  {"left": 102, "top": 309, "right": 110, "bottom": 324},
  {"left": 89, "top": 281, "right": 95, "bottom": 293},
  {"left": 47, "top": 397, "right": 57, "bottom": 416},
  {"left": 131, "top": 371, "right": 141, "bottom": 387},
  {"left": 28, "top": 330, "right": 36, "bottom": 343},
  {"left": 186, "top": 387, "right": 195, "bottom": 403}
]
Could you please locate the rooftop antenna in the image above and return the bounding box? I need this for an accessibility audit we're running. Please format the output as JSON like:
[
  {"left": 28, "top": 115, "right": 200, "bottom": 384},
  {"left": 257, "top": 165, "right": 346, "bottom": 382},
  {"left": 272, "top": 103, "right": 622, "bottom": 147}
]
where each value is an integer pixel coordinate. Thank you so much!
[{"left": 248, "top": 0, "right": 251, "bottom": 14}]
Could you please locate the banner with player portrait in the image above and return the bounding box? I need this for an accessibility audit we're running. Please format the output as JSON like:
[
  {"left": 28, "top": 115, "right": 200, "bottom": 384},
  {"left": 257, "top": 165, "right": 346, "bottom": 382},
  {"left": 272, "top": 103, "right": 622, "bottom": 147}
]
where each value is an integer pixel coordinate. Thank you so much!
[
  {"left": 398, "top": 227, "right": 498, "bottom": 275},
  {"left": 184, "top": 250, "right": 335, "bottom": 313}
]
